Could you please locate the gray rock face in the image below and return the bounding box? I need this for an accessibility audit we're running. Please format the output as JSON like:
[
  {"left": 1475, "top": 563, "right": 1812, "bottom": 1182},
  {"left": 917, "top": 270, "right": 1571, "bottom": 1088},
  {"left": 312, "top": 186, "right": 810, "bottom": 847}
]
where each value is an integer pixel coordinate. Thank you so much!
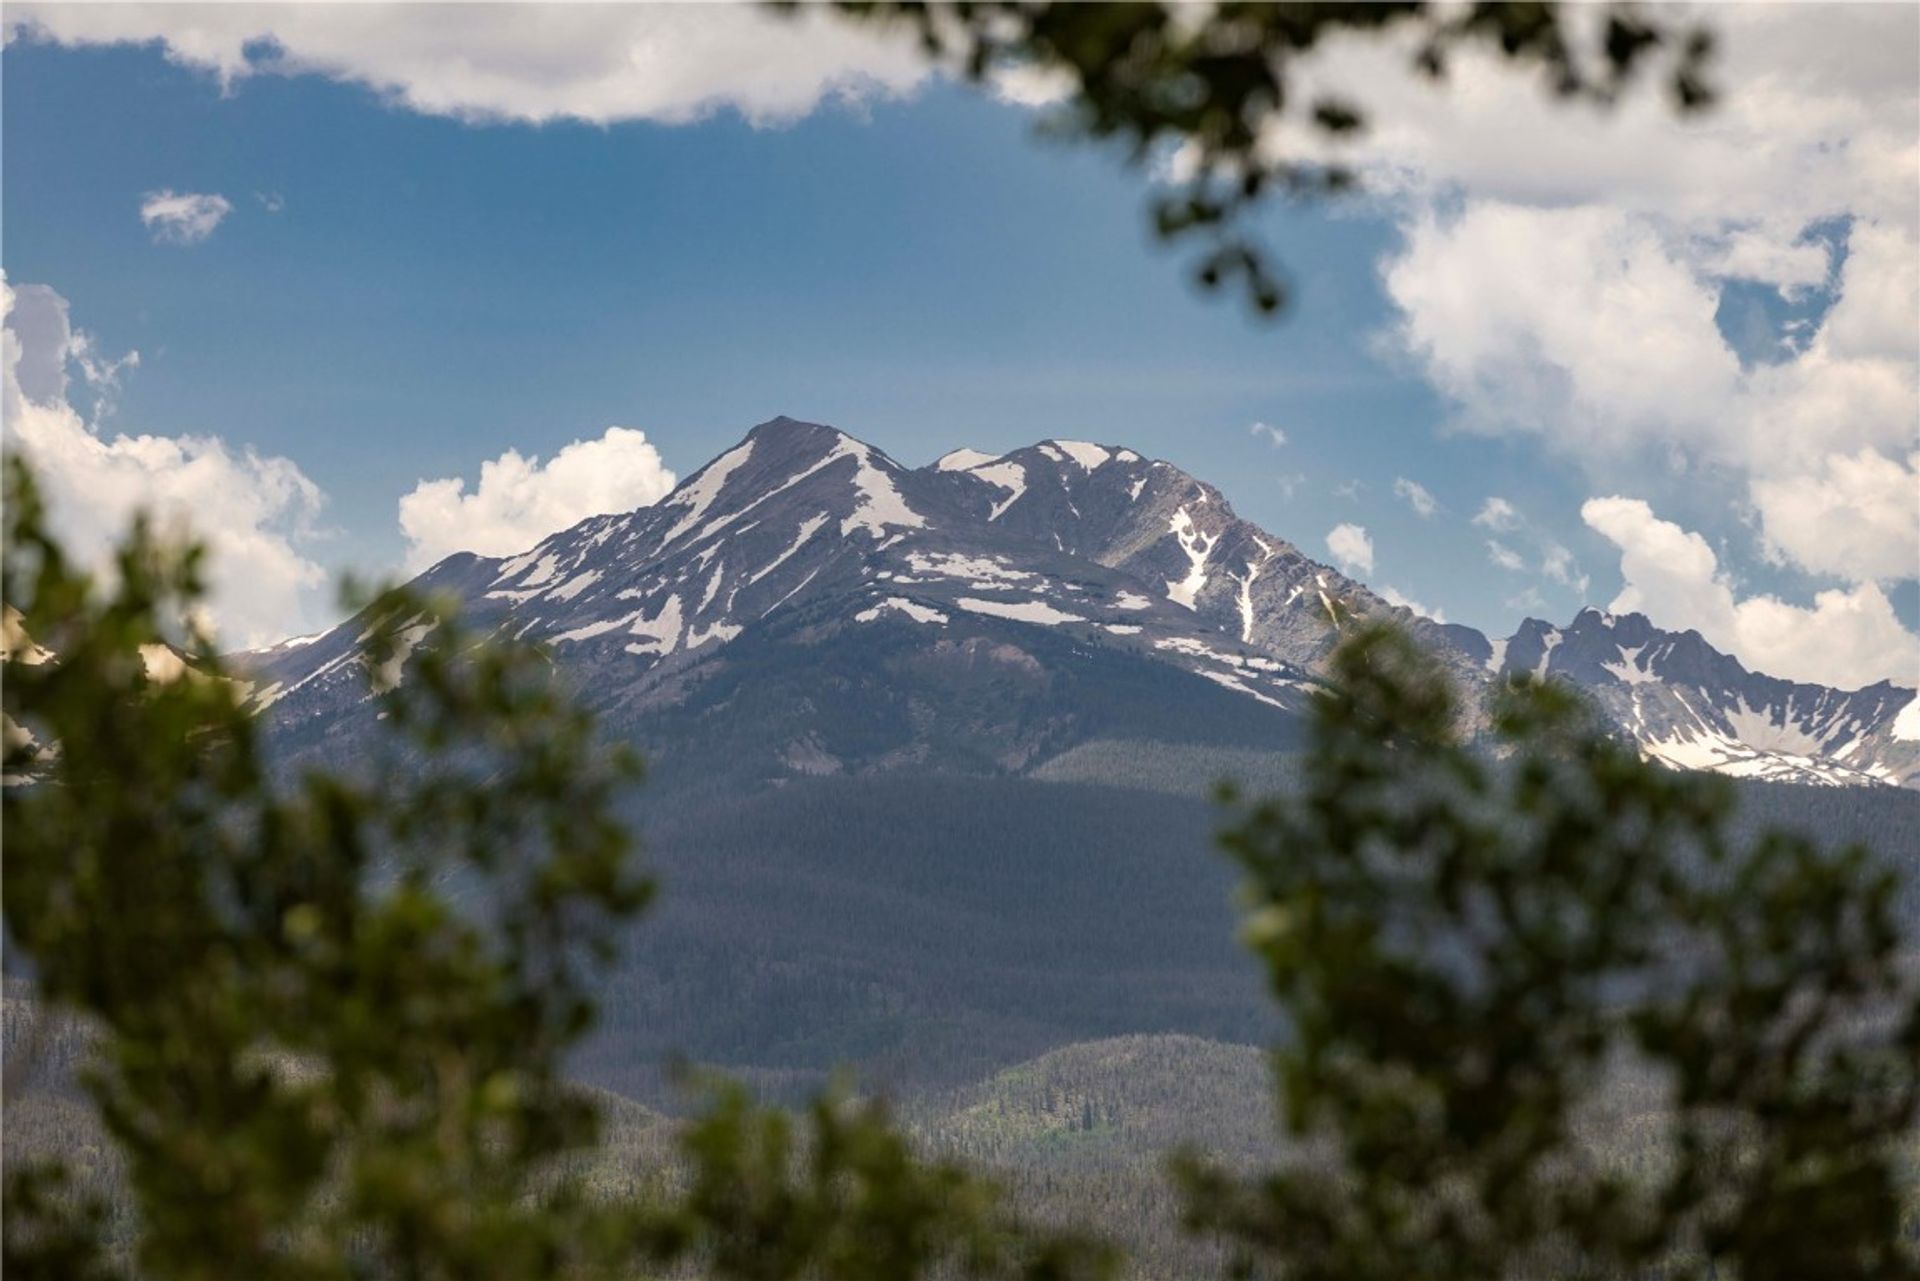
[{"left": 240, "top": 417, "right": 1919, "bottom": 790}]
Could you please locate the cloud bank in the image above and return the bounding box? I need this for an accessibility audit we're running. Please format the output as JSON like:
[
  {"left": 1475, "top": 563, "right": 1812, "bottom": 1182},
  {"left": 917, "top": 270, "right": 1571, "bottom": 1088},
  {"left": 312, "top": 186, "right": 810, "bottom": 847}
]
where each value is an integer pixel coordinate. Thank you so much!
[
  {"left": 1383, "top": 205, "right": 1918, "bottom": 589},
  {"left": 399, "top": 428, "right": 677, "bottom": 571},
  {"left": 3, "top": 278, "right": 328, "bottom": 647},
  {"left": 1335, "top": 5, "right": 1918, "bottom": 678},
  {"left": 5, "top": 4, "right": 930, "bottom": 127}
]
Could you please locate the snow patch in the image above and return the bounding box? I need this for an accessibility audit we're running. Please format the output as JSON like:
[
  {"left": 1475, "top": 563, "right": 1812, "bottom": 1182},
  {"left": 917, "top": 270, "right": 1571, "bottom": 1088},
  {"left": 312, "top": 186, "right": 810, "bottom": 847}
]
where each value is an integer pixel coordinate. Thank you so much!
[
  {"left": 680, "top": 436, "right": 919, "bottom": 548},
  {"left": 514, "top": 552, "right": 562, "bottom": 589},
  {"left": 750, "top": 512, "right": 829, "bottom": 584},
  {"left": 763, "top": 566, "right": 820, "bottom": 616},
  {"left": 547, "top": 569, "right": 601, "bottom": 602},
  {"left": 936, "top": 447, "right": 999, "bottom": 472},
  {"left": 1534, "top": 629, "right": 1562, "bottom": 679},
  {"left": 686, "top": 620, "right": 743, "bottom": 649},
  {"left": 955, "top": 597, "right": 1085, "bottom": 626},
  {"left": 370, "top": 616, "right": 436, "bottom": 694},
  {"left": 1165, "top": 507, "right": 1215, "bottom": 609},
  {"left": 1722, "top": 697, "right": 1840, "bottom": 759},
  {"left": 699, "top": 563, "right": 726, "bottom": 610},
  {"left": 1486, "top": 637, "right": 1509, "bottom": 675},
  {"left": 1602, "top": 644, "right": 1661, "bottom": 685},
  {"left": 1194, "top": 668, "right": 1289, "bottom": 711},
  {"left": 1892, "top": 695, "right": 1920, "bottom": 743},
  {"left": 969, "top": 461, "right": 1028, "bottom": 520},
  {"left": 1104, "top": 624, "right": 1142, "bottom": 636},
  {"left": 1050, "top": 440, "right": 1110, "bottom": 471},
  {"left": 626, "top": 595, "right": 684, "bottom": 657},
  {"left": 1231, "top": 556, "right": 1268, "bottom": 644},
  {"left": 552, "top": 615, "right": 632, "bottom": 645},
  {"left": 258, "top": 630, "right": 324, "bottom": 654},
  {"left": 856, "top": 597, "right": 949, "bottom": 626},
  {"left": 263, "top": 646, "right": 360, "bottom": 707},
  {"left": 840, "top": 440, "right": 928, "bottom": 539},
  {"left": 492, "top": 545, "right": 545, "bottom": 585},
  {"left": 905, "top": 550, "right": 1034, "bottom": 586},
  {"left": 1153, "top": 635, "right": 1290, "bottom": 674},
  {"left": 1639, "top": 725, "right": 1886, "bottom": 789},
  {"left": 659, "top": 439, "right": 756, "bottom": 549},
  {"left": 1114, "top": 591, "right": 1151, "bottom": 611}
]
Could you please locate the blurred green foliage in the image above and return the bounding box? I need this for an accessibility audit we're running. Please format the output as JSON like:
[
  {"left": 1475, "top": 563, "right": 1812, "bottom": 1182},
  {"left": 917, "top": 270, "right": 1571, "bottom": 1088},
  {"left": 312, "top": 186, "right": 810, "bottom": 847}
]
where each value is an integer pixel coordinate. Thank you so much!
[
  {"left": 815, "top": 2, "right": 1715, "bottom": 315},
  {"left": 1188, "top": 624, "right": 1920, "bottom": 1280},
  {"left": 2, "top": 455, "right": 651, "bottom": 1281},
  {"left": 0, "top": 457, "right": 1107, "bottom": 1281},
  {"left": 3, "top": 457, "right": 1913, "bottom": 1278},
  {"left": 12, "top": 12, "right": 1914, "bottom": 1277},
  {"left": 644, "top": 1082, "right": 1113, "bottom": 1280}
]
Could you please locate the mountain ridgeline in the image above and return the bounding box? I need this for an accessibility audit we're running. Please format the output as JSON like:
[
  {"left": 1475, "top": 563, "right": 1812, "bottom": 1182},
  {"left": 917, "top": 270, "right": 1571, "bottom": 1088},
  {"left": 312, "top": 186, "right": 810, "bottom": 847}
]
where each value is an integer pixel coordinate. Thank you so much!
[
  {"left": 219, "top": 415, "right": 1920, "bottom": 1100},
  {"left": 15, "top": 416, "right": 1920, "bottom": 1182},
  {"left": 246, "top": 415, "right": 1920, "bottom": 792}
]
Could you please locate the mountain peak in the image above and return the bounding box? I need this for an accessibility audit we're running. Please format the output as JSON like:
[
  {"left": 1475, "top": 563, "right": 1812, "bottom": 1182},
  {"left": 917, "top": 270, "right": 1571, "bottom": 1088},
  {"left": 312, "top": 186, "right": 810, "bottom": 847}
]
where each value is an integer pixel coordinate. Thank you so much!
[
  {"left": 745, "top": 414, "right": 847, "bottom": 444},
  {"left": 1024, "top": 440, "right": 1144, "bottom": 472},
  {"left": 240, "top": 419, "right": 1920, "bottom": 793},
  {"left": 739, "top": 416, "right": 913, "bottom": 472}
]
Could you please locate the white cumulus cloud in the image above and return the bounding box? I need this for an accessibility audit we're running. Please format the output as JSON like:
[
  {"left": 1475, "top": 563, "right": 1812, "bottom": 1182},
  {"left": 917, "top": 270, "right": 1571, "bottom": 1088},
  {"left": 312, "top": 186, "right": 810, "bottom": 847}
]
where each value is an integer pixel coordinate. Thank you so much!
[
  {"left": 1281, "top": 7, "right": 1919, "bottom": 240},
  {"left": 140, "top": 190, "right": 232, "bottom": 245},
  {"left": 6, "top": 4, "right": 930, "bottom": 127},
  {"left": 1325, "top": 522, "right": 1374, "bottom": 577},
  {"left": 398, "top": 427, "right": 677, "bottom": 571},
  {"left": 1325, "top": 5, "right": 1919, "bottom": 659},
  {"left": 1386, "top": 204, "right": 1918, "bottom": 588},
  {"left": 3, "top": 277, "right": 328, "bottom": 647},
  {"left": 1364, "top": 6, "right": 1919, "bottom": 608},
  {"left": 1747, "top": 447, "right": 1920, "bottom": 584},
  {"left": 1582, "top": 496, "right": 1919, "bottom": 690}
]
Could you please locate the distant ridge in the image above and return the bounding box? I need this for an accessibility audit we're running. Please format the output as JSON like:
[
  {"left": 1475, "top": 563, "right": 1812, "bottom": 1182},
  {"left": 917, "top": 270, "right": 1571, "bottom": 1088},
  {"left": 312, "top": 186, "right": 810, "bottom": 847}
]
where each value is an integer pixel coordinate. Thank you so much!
[{"left": 240, "top": 416, "right": 1920, "bottom": 790}]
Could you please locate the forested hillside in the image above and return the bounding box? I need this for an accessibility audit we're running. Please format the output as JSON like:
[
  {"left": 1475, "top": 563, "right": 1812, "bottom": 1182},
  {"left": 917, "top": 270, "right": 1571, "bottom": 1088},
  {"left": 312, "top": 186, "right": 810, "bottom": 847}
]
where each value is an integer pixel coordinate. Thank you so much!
[
  {"left": 579, "top": 766, "right": 1918, "bottom": 1104},
  {"left": 581, "top": 775, "right": 1274, "bottom": 1103},
  {"left": 9, "top": 763, "right": 1917, "bottom": 1277}
]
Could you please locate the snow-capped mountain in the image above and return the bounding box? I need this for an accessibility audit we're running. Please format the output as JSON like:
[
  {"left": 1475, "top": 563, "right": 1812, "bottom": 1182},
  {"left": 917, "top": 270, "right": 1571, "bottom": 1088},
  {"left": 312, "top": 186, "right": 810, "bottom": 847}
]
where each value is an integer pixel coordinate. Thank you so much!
[
  {"left": 1499, "top": 609, "right": 1920, "bottom": 788},
  {"left": 242, "top": 417, "right": 1920, "bottom": 791}
]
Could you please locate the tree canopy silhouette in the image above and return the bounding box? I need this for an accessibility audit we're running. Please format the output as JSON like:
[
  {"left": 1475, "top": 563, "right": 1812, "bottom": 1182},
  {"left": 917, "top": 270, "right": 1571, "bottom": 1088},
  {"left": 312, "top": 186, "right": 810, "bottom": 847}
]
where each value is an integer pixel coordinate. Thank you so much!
[
  {"left": 812, "top": 1, "right": 1715, "bottom": 314},
  {"left": 1187, "top": 625, "right": 1920, "bottom": 1280},
  {"left": 0, "top": 458, "right": 1110, "bottom": 1281}
]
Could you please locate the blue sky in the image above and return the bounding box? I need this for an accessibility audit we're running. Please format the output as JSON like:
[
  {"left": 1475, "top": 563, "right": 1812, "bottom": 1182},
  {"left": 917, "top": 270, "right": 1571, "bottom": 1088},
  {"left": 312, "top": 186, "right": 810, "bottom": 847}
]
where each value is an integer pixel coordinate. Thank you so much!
[{"left": 3, "top": 6, "right": 1915, "bottom": 687}]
